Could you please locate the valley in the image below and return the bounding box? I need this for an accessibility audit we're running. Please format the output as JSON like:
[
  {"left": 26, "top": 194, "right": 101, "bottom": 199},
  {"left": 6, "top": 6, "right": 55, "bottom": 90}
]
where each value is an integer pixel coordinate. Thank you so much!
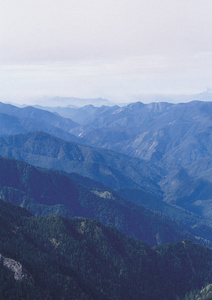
[{"left": 0, "top": 100, "right": 212, "bottom": 299}]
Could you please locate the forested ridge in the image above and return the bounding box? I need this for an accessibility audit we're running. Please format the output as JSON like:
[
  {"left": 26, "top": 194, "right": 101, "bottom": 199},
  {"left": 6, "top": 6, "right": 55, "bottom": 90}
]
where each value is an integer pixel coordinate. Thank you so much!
[
  {"left": 0, "top": 156, "right": 207, "bottom": 247},
  {"left": 1, "top": 200, "right": 212, "bottom": 300}
]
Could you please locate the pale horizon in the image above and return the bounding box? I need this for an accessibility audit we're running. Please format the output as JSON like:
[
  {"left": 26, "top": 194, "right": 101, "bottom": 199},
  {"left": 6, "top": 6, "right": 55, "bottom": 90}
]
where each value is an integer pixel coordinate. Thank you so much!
[{"left": 1, "top": 0, "right": 212, "bottom": 105}]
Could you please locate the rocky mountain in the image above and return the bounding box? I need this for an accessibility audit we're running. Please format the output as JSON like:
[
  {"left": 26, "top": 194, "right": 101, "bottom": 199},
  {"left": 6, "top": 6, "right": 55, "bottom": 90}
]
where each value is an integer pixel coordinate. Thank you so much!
[
  {"left": 1, "top": 199, "right": 212, "bottom": 300},
  {"left": 184, "top": 284, "right": 212, "bottom": 300}
]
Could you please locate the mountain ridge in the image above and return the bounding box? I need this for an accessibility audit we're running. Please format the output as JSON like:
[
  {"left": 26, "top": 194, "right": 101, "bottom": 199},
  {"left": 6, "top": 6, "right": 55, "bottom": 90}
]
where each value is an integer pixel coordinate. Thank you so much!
[
  {"left": 1, "top": 199, "right": 212, "bottom": 300},
  {"left": 0, "top": 131, "right": 163, "bottom": 196},
  {"left": 0, "top": 155, "right": 208, "bottom": 247}
]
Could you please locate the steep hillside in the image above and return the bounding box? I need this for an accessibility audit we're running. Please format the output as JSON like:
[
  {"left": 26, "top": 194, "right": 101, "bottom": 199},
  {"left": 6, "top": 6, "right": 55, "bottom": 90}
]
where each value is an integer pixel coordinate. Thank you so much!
[
  {"left": 0, "top": 131, "right": 162, "bottom": 197},
  {"left": 1, "top": 132, "right": 212, "bottom": 245},
  {"left": 0, "top": 156, "right": 206, "bottom": 247},
  {"left": 2, "top": 100, "right": 212, "bottom": 217},
  {"left": 74, "top": 101, "right": 212, "bottom": 170},
  {"left": 1, "top": 101, "right": 212, "bottom": 243},
  {"left": 1, "top": 200, "right": 212, "bottom": 300},
  {"left": 65, "top": 101, "right": 212, "bottom": 217}
]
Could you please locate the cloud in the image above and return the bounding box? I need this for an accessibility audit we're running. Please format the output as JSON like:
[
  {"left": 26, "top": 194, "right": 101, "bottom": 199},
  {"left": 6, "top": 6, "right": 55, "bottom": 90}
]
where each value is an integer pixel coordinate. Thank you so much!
[
  {"left": 0, "top": 0, "right": 212, "bottom": 101},
  {"left": 0, "top": 52, "right": 212, "bottom": 102},
  {"left": 1, "top": 0, "right": 212, "bottom": 63}
]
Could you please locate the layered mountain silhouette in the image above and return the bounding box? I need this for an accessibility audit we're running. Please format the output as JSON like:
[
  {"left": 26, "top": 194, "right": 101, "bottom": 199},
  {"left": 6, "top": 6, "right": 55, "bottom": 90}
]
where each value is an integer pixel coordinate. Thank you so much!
[
  {"left": 0, "top": 102, "right": 212, "bottom": 235},
  {"left": 0, "top": 102, "right": 79, "bottom": 142},
  {"left": 62, "top": 101, "right": 212, "bottom": 219},
  {"left": 34, "top": 101, "right": 212, "bottom": 214},
  {"left": 0, "top": 156, "right": 201, "bottom": 246},
  {"left": 0, "top": 100, "right": 212, "bottom": 298},
  {"left": 66, "top": 101, "right": 212, "bottom": 173},
  {"left": 0, "top": 131, "right": 162, "bottom": 196}
]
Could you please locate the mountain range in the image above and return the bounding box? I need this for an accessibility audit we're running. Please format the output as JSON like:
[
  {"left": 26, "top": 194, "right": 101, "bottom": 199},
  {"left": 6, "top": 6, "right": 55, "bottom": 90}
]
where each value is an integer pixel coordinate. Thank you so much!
[
  {"left": 0, "top": 101, "right": 212, "bottom": 244},
  {"left": 65, "top": 101, "right": 212, "bottom": 219},
  {"left": 0, "top": 99, "right": 212, "bottom": 298},
  {"left": 0, "top": 131, "right": 162, "bottom": 196},
  {"left": 0, "top": 102, "right": 79, "bottom": 142},
  {"left": 0, "top": 156, "right": 201, "bottom": 247},
  {"left": 30, "top": 96, "right": 116, "bottom": 107}
]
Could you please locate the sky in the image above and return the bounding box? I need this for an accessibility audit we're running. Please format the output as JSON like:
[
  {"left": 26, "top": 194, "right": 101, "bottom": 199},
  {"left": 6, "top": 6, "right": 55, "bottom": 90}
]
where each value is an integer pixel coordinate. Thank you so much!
[{"left": 0, "top": 0, "right": 212, "bottom": 105}]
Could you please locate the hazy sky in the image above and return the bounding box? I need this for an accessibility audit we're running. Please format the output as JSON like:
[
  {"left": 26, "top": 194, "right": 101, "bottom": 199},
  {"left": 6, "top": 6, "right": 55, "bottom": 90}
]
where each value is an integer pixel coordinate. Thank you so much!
[{"left": 0, "top": 0, "right": 212, "bottom": 104}]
